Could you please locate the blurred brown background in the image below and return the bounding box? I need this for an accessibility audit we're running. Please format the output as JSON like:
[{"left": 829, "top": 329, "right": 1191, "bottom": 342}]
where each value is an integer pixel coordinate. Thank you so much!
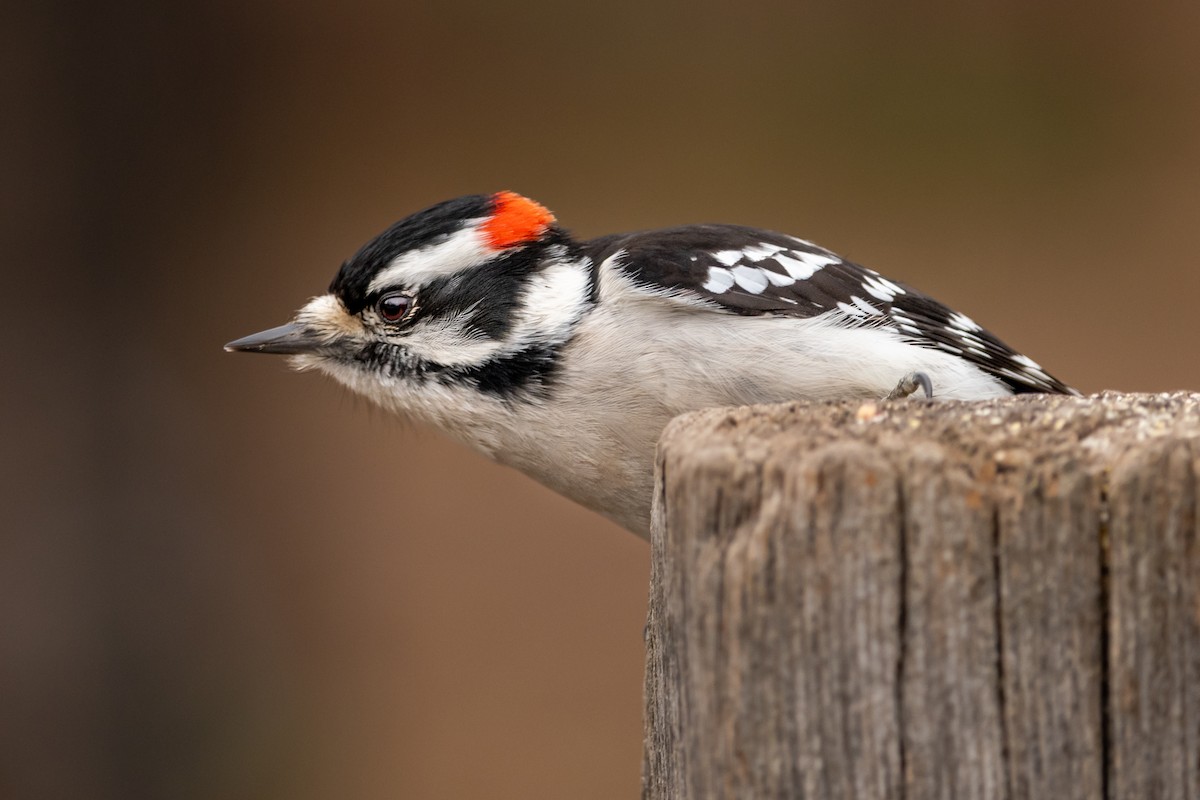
[{"left": 4, "top": 1, "right": 1199, "bottom": 798}]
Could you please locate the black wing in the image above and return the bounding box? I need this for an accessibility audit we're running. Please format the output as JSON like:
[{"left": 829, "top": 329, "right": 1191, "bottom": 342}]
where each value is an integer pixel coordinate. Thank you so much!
[{"left": 583, "top": 224, "right": 1074, "bottom": 395}]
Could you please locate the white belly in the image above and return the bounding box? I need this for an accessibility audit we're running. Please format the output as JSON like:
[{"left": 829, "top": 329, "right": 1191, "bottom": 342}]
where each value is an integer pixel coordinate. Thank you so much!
[{"left": 488, "top": 305, "right": 1010, "bottom": 538}]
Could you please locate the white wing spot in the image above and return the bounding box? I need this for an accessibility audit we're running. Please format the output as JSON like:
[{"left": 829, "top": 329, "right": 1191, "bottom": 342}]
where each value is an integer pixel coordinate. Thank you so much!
[
  {"left": 952, "top": 328, "right": 986, "bottom": 347},
  {"left": 788, "top": 236, "right": 834, "bottom": 254},
  {"left": 763, "top": 269, "right": 795, "bottom": 287},
  {"left": 703, "top": 266, "right": 735, "bottom": 293},
  {"left": 875, "top": 277, "right": 906, "bottom": 296},
  {"left": 837, "top": 301, "right": 867, "bottom": 319},
  {"left": 861, "top": 276, "right": 896, "bottom": 302},
  {"left": 1013, "top": 353, "right": 1044, "bottom": 370},
  {"left": 741, "top": 243, "right": 786, "bottom": 261},
  {"left": 774, "top": 250, "right": 838, "bottom": 280},
  {"left": 998, "top": 367, "right": 1051, "bottom": 388},
  {"left": 774, "top": 254, "right": 816, "bottom": 280},
  {"left": 851, "top": 295, "right": 882, "bottom": 316},
  {"left": 799, "top": 251, "right": 840, "bottom": 268},
  {"left": 731, "top": 265, "right": 769, "bottom": 294},
  {"left": 948, "top": 312, "right": 982, "bottom": 332},
  {"left": 1020, "top": 364, "right": 1053, "bottom": 382},
  {"left": 889, "top": 310, "right": 922, "bottom": 336},
  {"left": 713, "top": 250, "right": 745, "bottom": 267}
]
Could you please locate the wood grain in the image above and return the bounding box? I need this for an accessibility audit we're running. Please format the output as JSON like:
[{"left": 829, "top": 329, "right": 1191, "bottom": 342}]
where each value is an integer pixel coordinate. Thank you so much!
[
  {"left": 1108, "top": 438, "right": 1200, "bottom": 800},
  {"left": 644, "top": 393, "right": 1200, "bottom": 800}
]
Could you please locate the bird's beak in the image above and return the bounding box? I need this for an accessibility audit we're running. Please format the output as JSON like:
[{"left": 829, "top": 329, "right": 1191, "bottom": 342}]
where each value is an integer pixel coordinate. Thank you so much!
[{"left": 224, "top": 322, "right": 326, "bottom": 355}]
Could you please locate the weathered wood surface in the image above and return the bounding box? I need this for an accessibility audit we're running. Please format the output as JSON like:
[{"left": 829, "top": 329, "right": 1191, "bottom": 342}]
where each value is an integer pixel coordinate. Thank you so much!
[{"left": 643, "top": 392, "right": 1200, "bottom": 800}]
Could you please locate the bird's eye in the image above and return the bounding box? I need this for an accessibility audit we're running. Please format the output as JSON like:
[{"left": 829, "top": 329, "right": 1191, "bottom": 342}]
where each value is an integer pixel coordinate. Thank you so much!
[{"left": 376, "top": 292, "right": 414, "bottom": 324}]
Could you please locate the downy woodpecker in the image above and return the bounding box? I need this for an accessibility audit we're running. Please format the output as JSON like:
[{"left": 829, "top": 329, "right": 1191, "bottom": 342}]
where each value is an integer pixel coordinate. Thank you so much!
[{"left": 226, "top": 192, "right": 1073, "bottom": 537}]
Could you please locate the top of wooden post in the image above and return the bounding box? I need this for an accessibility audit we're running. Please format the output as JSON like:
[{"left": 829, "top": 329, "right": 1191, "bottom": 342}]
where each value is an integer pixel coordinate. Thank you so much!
[
  {"left": 658, "top": 391, "right": 1200, "bottom": 497},
  {"left": 646, "top": 391, "right": 1200, "bottom": 800}
]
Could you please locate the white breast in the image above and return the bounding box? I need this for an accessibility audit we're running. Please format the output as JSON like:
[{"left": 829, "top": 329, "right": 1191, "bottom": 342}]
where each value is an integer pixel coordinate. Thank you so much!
[{"left": 481, "top": 269, "right": 1010, "bottom": 538}]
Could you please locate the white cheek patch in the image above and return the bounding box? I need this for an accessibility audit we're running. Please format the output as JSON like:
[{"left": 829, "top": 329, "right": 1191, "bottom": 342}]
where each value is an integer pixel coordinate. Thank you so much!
[
  {"left": 367, "top": 222, "right": 492, "bottom": 293},
  {"left": 398, "top": 311, "right": 507, "bottom": 368},
  {"left": 512, "top": 258, "right": 593, "bottom": 344},
  {"left": 394, "top": 258, "right": 593, "bottom": 369}
]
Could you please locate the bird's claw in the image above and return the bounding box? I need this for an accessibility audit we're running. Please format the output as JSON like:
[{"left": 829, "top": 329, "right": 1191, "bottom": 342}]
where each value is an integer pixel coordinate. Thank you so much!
[{"left": 886, "top": 371, "right": 933, "bottom": 400}]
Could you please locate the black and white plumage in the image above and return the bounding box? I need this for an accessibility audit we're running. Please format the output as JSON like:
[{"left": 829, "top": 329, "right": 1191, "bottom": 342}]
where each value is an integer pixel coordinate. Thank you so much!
[
  {"left": 227, "top": 192, "right": 1074, "bottom": 537},
  {"left": 585, "top": 225, "right": 1072, "bottom": 395}
]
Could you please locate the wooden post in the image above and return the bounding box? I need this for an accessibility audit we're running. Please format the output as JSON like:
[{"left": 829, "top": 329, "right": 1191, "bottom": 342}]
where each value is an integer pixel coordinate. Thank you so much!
[{"left": 643, "top": 393, "right": 1200, "bottom": 800}]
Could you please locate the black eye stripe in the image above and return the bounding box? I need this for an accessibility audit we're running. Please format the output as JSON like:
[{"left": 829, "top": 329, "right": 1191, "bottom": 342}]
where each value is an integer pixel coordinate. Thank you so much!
[{"left": 414, "top": 247, "right": 546, "bottom": 340}]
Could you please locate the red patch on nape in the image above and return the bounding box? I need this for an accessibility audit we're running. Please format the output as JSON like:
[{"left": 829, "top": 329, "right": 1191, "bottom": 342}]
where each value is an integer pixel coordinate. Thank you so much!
[{"left": 481, "top": 191, "right": 555, "bottom": 250}]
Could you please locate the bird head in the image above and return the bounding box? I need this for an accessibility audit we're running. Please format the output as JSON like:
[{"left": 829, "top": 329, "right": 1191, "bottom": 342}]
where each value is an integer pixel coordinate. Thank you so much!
[{"left": 225, "top": 192, "right": 594, "bottom": 418}]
